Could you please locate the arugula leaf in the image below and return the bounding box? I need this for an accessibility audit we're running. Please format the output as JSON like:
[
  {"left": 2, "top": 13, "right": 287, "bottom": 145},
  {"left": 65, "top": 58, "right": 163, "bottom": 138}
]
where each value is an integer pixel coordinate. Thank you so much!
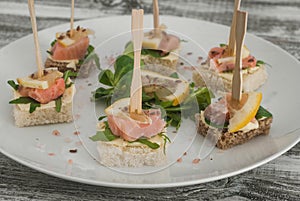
[
  {"left": 98, "top": 115, "right": 107, "bottom": 121},
  {"left": 9, "top": 97, "right": 41, "bottom": 113},
  {"left": 7, "top": 80, "right": 19, "bottom": 91},
  {"left": 55, "top": 96, "right": 62, "bottom": 112},
  {"left": 158, "top": 133, "right": 171, "bottom": 154},
  {"left": 255, "top": 106, "right": 273, "bottom": 119},
  {"left": 50, "top": 39, "right": 57, "bottom": 47},
  {"left": 29, "top": 102, "right": 41, "bottom": 113},
  {"left": 220, "top": 43, "right": 227, "bottom": 47},
  {"left": 9, "top": 97, "right": 38, "bottom": 104},
  {"left": 63, "top": 70, "right": 77, "bottom": 82},
  {"left": 256, "top": 60, "right": 265, "bottom": 66},
  {"left": 136, "top": 138, "right": 160, "bottom": 149},
  {"left": 89, "top": 122, "right": 118, "bottom": 142},
  {"left": 46, "top": 50, "right": 53, "bottom": 56},
  {"left": 141, "top": 49, "right": 169, "bottom": 58}
]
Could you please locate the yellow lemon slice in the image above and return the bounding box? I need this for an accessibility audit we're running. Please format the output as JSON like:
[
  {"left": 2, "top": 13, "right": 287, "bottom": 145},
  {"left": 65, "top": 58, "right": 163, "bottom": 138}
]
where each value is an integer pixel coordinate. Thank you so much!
[{"left": 228, "top": 92, "right": 262, "bottom": 133}]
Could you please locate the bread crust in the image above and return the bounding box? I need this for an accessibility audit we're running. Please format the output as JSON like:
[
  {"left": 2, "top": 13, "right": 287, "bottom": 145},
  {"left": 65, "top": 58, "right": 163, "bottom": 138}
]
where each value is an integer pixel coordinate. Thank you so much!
[
  {"left": 13, "top": 102, "right": 73, "bottom": 127},
  {"left": 96, "top": 136, "right": 167, "bottom": 167},
  {"left": 196, "top": 113, "right": 273, "bottom": 149}
]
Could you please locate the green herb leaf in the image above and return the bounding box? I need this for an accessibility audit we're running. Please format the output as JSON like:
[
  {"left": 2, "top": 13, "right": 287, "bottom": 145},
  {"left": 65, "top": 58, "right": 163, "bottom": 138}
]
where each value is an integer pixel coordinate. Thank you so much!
[
  {"left": 50, "top": 39, "right": 57, "bottom": 47},
  {"left": 98, "top": 69, "right": 115, "bottom": 86},
  {"left": 220, "top": 43, "right": 227, "bottom": 47},
  {"left": 89, "top": 122, "right": 118, "bottom": 142},
  {"left": 63, "top": 70, "right": 77, "bottom": 83},
  {"left": 93, "top": 87, "right": 113, "bottom": 100},
  {"left": 141, "top": 49, "right": 169, "bottom": 58},
  {"left": 123, "top": 42, "right": 134, "bottom": 58},
  {"left": 46, "top": 50, "right": 53, "bottom": 56},
  {"left": 29, "top": 102, "right": 41, "bottom": 113},
  {"left": 7, "top": 80, "right": 19, "bottom": 91},
  {"left": 255, "top": 106, "right": 273, "bottom": 119},
  {"left": 98, "top": 115, "right": 107, "bottom": 121},
  {"left": 158, "top": 133, "right": 171, "bottom": 154},
  {"left": 9, "top": 97, "right": 38, "bottom": 104},
  {"left": 9, "top": 97, "right": 41, "bottom": 113},
  {"left": 136, "top": 138, "right": 160, "bottom": 149},
  {"left": 204, "top": 118, "right": 229, "bottom": 129},
  {"left": 256, "top": 60, "right": 265, "bottom": 66},
  {"left": 180, "top": 39, "right": 188, "bottom": 43},
  {"left": 169, "top": 72, "right": 179, "bottom": 78},
  {"left": 55, "top": 96, "right": 62, "bottom": 112},
  {"left": 114, "top": 55, "right": 134, "bottom": 83}
]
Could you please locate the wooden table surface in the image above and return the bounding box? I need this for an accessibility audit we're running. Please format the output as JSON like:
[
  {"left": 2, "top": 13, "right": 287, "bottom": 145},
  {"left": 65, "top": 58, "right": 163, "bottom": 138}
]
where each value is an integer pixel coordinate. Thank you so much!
[{"left": 0, "top": 0, "right": 299, "bottom": 200}]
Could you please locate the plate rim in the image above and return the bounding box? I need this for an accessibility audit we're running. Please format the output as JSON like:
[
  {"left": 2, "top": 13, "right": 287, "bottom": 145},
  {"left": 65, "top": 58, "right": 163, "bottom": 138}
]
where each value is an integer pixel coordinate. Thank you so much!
[{"left": 0, "top": 15, "right": 300, "bottom": 188}]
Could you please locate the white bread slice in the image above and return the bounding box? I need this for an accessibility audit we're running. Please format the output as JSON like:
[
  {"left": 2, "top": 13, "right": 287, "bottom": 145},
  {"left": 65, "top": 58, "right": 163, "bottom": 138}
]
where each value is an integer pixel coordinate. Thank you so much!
[
  {"left": 193, "top": 63, "right": 268, "bottom": 92},
  {"left": 96, "top": 134, "right": 167, "bottom": 167},
  {"left": 12, "top": 83, "right": 75, "bottom": 127}
]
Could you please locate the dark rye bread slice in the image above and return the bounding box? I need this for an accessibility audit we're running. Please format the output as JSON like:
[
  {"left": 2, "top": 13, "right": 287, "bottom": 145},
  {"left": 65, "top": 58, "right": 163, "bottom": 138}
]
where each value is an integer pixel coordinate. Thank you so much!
[
  {"left": 196, "top": 114, "right": 273, "bottom": 150},
  {"left": 45, "top": 58, "right": 94, "bottom": 77}
]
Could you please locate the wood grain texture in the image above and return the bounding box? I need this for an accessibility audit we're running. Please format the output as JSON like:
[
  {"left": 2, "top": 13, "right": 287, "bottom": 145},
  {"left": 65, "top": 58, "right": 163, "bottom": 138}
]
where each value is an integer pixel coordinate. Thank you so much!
[{"left": 0, "top": 0, "right": 299, "bottom": 200}]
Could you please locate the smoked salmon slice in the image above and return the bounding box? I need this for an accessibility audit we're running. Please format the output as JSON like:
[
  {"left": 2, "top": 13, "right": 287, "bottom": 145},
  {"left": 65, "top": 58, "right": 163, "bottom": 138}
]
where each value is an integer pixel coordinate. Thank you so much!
[
  {"left": 19, "top": 78, "right": 65, "bottom": 104},
  {"left": 51, "top": 37, "right": 89, "bottom": 60}
]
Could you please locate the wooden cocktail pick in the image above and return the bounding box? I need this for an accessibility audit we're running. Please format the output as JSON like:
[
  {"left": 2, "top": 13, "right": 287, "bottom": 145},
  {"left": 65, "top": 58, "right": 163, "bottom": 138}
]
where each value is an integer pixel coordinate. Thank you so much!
[
  {"left": 232, "top": 10, "right": 248, "bottom": 101},
  {"left": 70, "top": 0, "right": 75, "bottom": 38},
  {"left": 130, "top": 9, "right": 144, "bottom": 117},
  {"left": 228, "top": 0, "right": 241, "bottom": 56},
  {"left": 28, "top": 0, "right": 44, "bottom": 78},
  {"left": 153, "top": 0, "right": 160, "bottom": 37}
]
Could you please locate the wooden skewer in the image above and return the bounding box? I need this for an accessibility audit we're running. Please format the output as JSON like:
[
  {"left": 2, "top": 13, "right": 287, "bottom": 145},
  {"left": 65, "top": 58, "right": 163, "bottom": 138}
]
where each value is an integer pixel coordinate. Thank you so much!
[
  {"left": 232, "top": 10, "right": 248, "bottom": 101},
  {"left": 28, "top": 0, "right": 44, "bottom": 78},
  {"left": 70, "top": 0, "right": 75, "bottom": 38},
  {"left": 228, "top": 0, "right": 241, "bottom": 56},
  {"left": 130, "top": 9, "right": 144, "bottom": 115},
  {"left": 153, "top": 0, "right": 160, "bottom": 37}
]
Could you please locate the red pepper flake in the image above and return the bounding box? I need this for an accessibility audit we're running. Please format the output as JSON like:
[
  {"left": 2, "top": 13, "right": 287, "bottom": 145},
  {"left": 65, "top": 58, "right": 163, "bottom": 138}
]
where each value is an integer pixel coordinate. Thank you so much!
[
  {"left": 187, "top": 52, "right": 193, "bottom": 56},
  {"left": 52, "top": 129, "right": 61, "bottom": 136},
  {"left": 180, "top": 62, "right": 184, "bottom": 65},
  {"left": 192, "top": 158, "right": 200, "bottom": 164},
  {"left": 64, "top": 137, "right": 72, "bottom": 143},
  {"left": 48, "top": 153, "right": 55, "bottom": 156},
  {"left": 75, "top": 141, "right": 83, "bottom": 146},
  {"left": 68, "top": 159, "right": 73, "bottom": 164},
  {"left": 183, "top": 152, "right": 187, "bottom": 156},
  {"left": 73, "top": 131, "right": 80, "bottom": 135},
  {"left": 177, "top": 158, "right": 182, "bottom": 163},
  {"left": 69, "top": 149, "right": 77, "bottom": 153}
]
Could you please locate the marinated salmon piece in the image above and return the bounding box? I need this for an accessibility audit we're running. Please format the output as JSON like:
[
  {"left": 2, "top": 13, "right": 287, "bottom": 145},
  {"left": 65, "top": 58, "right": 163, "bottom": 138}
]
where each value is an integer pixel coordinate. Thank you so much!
[
  {"left": 18, "top": 78, "right": 65, "bottom": 104},
  {"left": 51, "top": 36, "right": 89, "bottom": 60}
]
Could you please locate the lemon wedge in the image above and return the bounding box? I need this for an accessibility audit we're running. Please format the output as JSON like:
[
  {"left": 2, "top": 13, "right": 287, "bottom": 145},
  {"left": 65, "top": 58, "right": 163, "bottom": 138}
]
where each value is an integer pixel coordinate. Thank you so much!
[
  {"left": 141, "top": 70, "right": 190, "bottom": 106},
  {"left": 227, "top": 92, "right": 262, "bottom": 133}
]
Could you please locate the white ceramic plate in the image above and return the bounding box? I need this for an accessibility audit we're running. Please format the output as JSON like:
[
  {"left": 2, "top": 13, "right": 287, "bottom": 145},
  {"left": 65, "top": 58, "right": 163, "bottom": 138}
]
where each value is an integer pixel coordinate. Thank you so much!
[{"left": 0, "top": 16, "right": 299, "bottom": 188}]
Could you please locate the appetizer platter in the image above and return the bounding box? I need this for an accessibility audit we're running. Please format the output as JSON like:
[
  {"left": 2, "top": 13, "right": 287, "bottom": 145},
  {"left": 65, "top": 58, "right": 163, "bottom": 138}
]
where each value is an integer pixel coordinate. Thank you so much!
[{"left": 0, "top": 1, "right": 300, "bottom": 187}]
